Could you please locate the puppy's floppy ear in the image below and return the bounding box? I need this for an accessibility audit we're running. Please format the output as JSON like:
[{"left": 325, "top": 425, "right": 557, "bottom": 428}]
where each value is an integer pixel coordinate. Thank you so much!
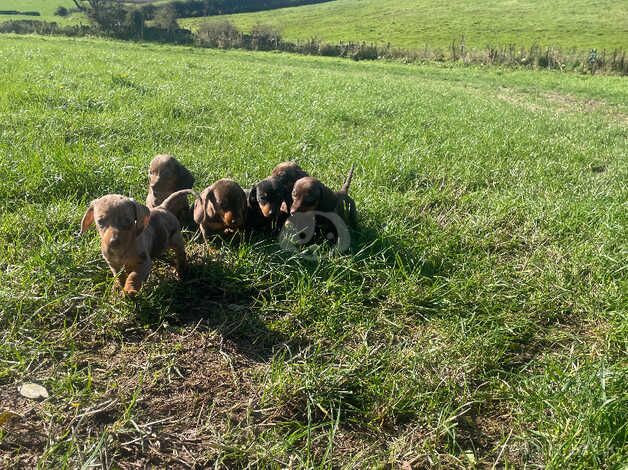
[
  {"left": 248, "top": 186, "right": 258, "bottom": 207},
  {"left": 176, "top": 163, "right": 195, "bottom": 189},
  {"left": 131, "top": 199, "right": 150, "bottom": 234},
  {"left": 205, "top": 190, "right": 217, "bottom": 218},
  {"left": 193, "top": 193, "right": 205, "bottom": 225},
  {"left": 80, "top": 201, "right": 95, "bottom": 235}
]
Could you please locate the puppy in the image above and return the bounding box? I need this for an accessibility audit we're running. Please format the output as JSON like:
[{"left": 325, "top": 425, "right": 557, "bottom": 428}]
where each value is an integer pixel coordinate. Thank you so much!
[
  {"left": 193, "top": 179, "right": 247, "bottom": 239},
  {"left": 146, "top": 154, "right": 195, "bottom": 223},
  {"left": 290, "top": 165, "right": 356, "bottom": 224},
  {"left": 80, "top": 190, "right": 193, "bottom": 295},
  {"left": 250, "top": 161, "right": 308, "bottom": 225},
  {"left": 244, "top": 187, "right": 273, "bottom": 232}
]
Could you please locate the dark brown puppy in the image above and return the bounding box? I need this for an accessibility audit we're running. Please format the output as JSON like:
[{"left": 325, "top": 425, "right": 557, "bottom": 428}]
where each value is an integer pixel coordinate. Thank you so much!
[
  {"left": 251, "top": 161, "right": 308, "bottom": 223},
  {"left": 80, "top": 190, "right": 193, "bottom": 295},
  {"left": 244, "top": 187, "right": 273, "bottom": 232},
  {"left": 290, "top": 165, "right": 356, "bottom": 224},
  {"left": 146, "top": 154, "right": 195, "bottom": 223},
  {"left": 194, "top": 179, "right": 247, "bottom": 240}
]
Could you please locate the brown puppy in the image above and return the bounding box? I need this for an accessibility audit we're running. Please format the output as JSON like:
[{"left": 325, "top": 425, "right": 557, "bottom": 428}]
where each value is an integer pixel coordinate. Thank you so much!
[
  {"left": 193, "top": 179, "right": 247, "bottom": 239},
  {"left": 146, "top": 154, "right": 195, "bottom": 223},
  {"left": 271, "top": 161, "right": 309, "bottom": 187},
  {"left": 290, "top": 165, "right": 356, "bottom": 224},
  {"left": 251, "top": 161, "right": 308, "bottom": 223},
  {"left": 80, "top": 190, "right": 193, "bottom": 295}
]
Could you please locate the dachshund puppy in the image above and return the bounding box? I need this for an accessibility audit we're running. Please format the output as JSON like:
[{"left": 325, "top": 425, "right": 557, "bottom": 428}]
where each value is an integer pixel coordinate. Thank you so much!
[
  {"left": 80, "top": 190, "right": 193, "bottom": 295},
  {"left": 146, "top": 154, "right": 195, "bottom": 223},
  {"left": 193, "top": 179, "right": 247, "bottom": 240},
  {"left": 290, "top": 165, "right": 356, "bottom": 224},
  {"left": 251, "top": 161, "right": 308, "bottom": 225},
  {"left": 244, "top": 187, "right": 273, "bottom": 232}
]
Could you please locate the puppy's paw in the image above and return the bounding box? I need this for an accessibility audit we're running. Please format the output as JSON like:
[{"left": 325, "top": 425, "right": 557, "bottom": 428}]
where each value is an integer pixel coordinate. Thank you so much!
[{"left": 123, "top": 287, "right": 139, "bottom": 297}]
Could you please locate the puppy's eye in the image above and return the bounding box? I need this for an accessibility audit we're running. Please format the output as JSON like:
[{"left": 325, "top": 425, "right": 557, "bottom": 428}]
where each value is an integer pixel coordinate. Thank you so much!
[{"left": 97, "top": 219, "right": 105, "bottom": 228}]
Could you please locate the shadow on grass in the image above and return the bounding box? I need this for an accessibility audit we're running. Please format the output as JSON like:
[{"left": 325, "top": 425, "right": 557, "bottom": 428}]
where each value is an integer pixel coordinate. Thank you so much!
[{"left": 133, "top": 251, "right": 302, "bottom": 362}]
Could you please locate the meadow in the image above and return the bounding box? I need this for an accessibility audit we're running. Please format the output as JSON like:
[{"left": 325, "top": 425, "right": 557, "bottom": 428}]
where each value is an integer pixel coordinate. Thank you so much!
[
  {"left": 182, "top": 0, "right": 628, "bottom": 51},
  {"left": 0, "top": 34, "right": 626, "bottom": 467},
  {"left": 0, "top": 0, "right": 80, "bottom": 23}
]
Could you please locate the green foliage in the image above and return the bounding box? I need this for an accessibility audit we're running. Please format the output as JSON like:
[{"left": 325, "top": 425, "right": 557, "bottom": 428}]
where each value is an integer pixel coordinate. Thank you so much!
[{"left": 0, "top": 35, "right": 626, "bottom": 467}]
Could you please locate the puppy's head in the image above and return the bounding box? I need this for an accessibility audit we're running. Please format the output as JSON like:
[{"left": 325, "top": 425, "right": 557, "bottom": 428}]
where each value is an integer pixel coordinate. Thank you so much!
[
  {"left": 255, "top": 176, "right": 286, "bottom": 219},
  {"left": 290, "top": 177, "right": 322, "bottom": 215},
  {"left": 148, "top": 154, "right": 194, "bottom": 205},
  {"left": 194, "top": 179, "right": 247, "bottom": 231},
  {"left": 80, "top": 195, "right": 150, "bottom": 256},
  {"left": 271, "top": 161, "right": 308, "bottom": 186}
]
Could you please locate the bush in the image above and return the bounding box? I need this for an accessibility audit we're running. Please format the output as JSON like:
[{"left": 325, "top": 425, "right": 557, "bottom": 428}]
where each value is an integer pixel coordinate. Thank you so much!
[
  {"left": 319, "top": 42, "right": 340, "bottom": 57},
  {"left": 197, "top": 20, "right": 241, "bottom": 48},
  {"left": 249, "top": 23, "right": 281, "bottom": 51},
  {"left": 350, "top": 43, "right": 378, "bottom": 61}
]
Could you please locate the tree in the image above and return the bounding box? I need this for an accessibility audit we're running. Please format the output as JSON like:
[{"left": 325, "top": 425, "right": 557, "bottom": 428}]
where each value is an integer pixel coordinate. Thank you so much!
[
  {"left": 153, "top": 4, "right": 179, "bottom": 33},
  {"left": 124, "top": 9, "right": 144, "bottom": 39},
  {"left": 72, "top": 0, "right": 127, "bottom": 34}
]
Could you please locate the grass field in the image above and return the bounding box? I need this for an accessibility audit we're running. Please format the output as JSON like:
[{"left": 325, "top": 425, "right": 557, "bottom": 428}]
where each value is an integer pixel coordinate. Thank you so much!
[
  {"left": 182, "top": 0, "right": 628, "bottom": 51},
  {"left": 0, "top": 0, "right": 82, "bottom": 23},
  {"left": 0, "top": 34, "right": 626, "bottom": 468}
]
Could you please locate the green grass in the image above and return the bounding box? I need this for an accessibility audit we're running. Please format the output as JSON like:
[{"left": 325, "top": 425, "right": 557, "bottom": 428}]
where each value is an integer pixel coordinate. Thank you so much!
[
  {"left": 0, "top": 34, "right": 626, "bottom": 468},
  {"left": 182, "top": 0, "right": 628, "bottom": 51},
  {"left": 0, "top": 0, "right": 85, "bottom": 24}
]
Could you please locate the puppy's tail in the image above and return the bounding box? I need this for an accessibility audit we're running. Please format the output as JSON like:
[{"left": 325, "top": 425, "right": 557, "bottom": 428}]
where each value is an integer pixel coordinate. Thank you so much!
[
  {"left": 159, "top": 189, "right": 200, "bottom": 214},
  {"left": 339, "top": 164, "right": 355, "bottom": 195}
]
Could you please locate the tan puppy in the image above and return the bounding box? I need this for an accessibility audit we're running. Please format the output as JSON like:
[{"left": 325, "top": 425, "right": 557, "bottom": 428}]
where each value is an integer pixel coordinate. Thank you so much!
[
  {"left": 193, "top": 179, "right": 247, "bottom": 240},
  {"left": 290, "top": 165, "right": 356, "bottom": 224},
  {"left": 146, "top": 154, "right": 195, "bottom": 222},
  {"left": 80, "top": 190, "right": 193, "bottom": 295}
]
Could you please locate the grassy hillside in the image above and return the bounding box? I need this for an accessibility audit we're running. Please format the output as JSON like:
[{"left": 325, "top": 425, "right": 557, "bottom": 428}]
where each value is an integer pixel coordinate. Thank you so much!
[
  {"left": 0, "top": 35, "right": 626, "bottom": 468},
  {"left": 182, "top": 0, "right": 628, "bottom": 51},
  {"left": 0, "top": 0, "right": 82, "bottom": 23}
]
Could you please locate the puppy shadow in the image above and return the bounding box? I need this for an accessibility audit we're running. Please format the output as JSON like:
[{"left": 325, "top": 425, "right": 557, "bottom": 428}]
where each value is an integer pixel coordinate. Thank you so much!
[{"left": 133, "top": 256, "right": 301, "bottom": 362}]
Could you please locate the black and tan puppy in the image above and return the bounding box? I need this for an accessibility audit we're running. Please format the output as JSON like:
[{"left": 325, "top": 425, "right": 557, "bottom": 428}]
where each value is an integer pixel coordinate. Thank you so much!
[
  {"left": 244, "top": 187, "right": 273, "bottom": 232},
  {"left": 250, "top": 161, "right": 308, "bottom": 225},
  {"left": 80, "top": 190, "right": 193, "bottom": 295},
  {"left": 290, "top": 165, "right": 356, "bottom": 224},
  {"left": 194, "top": 179, "right": 248, "bottom": 240},
  {"left": 146, "top": 154, "right": 195, "bottom": 223}
]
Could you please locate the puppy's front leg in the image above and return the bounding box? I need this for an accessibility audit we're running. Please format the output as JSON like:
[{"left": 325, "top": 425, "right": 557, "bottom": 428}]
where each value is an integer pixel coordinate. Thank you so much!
[
  {"left": 170, "top": 232, "right": 188, "bottom": 278},
  {"left": 123, "top": 258, "right": 152, "bottom": 296},
  {"left": 107, "top": 263, "right": 127, "bottom": 293}
]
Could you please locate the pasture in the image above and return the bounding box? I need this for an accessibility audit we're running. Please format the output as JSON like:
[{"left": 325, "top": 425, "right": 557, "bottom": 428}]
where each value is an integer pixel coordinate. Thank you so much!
[
  {"left": 0, "top": 35, "right": 626, "bottom": 467},
  {"left": 0, "top": 0, "right": 79, "bottom": 23},
  {"left": 182, "top": 0, "right": 628, "bottom": 51}
]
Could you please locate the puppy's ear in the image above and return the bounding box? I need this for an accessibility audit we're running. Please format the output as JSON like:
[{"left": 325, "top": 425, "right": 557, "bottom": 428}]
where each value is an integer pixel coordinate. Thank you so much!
[
  {"left": 205, "top": 190, "right": 217, "bottom": 219},
  {"left": 176, "top": 164, "right": 195, "bottom": 189},
  {"left": 80, "top": 202, "right": 95, "bottom": 235},
  {"left": 248, "top": 186, "right": 257, "bottom": 207},
  {"left": 132, "top": 200, "right": 150, "bottom": 234},
  {"left": 193, "top": 194, "right": 205, "bottom": 225}
]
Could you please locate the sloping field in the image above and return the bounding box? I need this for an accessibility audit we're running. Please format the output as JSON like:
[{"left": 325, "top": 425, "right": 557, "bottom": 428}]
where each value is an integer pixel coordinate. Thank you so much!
[
  {"left": 182, "top": 0, "right": 628, "bottom": 51},
  {"left": 0, "top": 35, "right": 626, "bottom": 467},
  {"left": 0, "top": 0, "right": 78, "bottom": 22}
]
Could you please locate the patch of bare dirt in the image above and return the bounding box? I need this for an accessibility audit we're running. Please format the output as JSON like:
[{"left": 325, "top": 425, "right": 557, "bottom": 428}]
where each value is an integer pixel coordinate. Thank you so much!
[{"left": 0, "top": 328, "right": 264, "bottom": 468}]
